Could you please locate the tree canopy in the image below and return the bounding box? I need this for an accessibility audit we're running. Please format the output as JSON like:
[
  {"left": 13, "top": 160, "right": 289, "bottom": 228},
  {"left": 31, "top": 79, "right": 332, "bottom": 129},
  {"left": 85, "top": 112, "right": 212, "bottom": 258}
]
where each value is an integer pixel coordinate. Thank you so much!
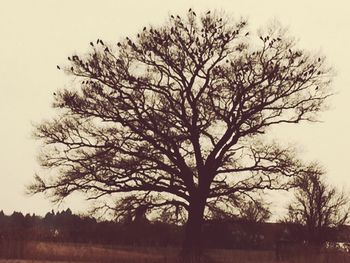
[
  {"left": 285, "top": 165, "right": 349, "bottom": 244},
  {"left": 31, "top": 10, "right": 333, "bottom": 256}
]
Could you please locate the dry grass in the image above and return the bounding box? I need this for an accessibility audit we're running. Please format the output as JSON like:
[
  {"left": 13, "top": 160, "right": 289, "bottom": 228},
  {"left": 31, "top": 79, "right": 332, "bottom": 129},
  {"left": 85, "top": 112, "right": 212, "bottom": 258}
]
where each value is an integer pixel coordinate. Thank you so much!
[
  {"left": 25, "top": 241, "right": 166, "bottom": 262},
  {"left": 0, "top": 241, "right": 350, "bottom": 262},
  {"left": 207, "top": 249, "right": 350, "bottom": 263}
]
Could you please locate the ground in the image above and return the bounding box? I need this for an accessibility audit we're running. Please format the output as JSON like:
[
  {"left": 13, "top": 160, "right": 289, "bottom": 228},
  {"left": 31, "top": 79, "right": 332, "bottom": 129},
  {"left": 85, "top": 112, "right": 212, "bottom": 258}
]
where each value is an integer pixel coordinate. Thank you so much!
[{"left": 0, "top": 241, "right": 349, "bottom": 262}]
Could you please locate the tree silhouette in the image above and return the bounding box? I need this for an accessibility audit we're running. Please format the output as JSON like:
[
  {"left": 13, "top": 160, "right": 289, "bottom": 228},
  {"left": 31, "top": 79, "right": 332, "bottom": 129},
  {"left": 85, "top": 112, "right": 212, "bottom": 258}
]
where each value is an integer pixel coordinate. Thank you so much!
[
  {"left": 232, "top": 199, "right": 272, "bottom": 249},
  {"left": 31, "top": 10, "right": 332, "bottom": 259},
  {"left": 285, "top": 165, "right": 349, "bottom": 245},
  {"left": 239, "top": 199, "right": 271, "bottom": 223}
]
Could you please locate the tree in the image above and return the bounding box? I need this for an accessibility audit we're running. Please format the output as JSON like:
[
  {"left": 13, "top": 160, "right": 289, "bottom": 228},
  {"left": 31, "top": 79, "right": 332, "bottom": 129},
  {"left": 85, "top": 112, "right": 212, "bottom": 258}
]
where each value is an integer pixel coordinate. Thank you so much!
[
  {"left": 239, "top": 199, "right": 271, "bottom": 223},
  {"left": 285, "top": 165, "right": 349, "bottom": 245},
  {"left": 236, "top": 199, "right": 271, "bottom": 249},
  {"left": 31, "top": 9, "right": 332, "bottom": 259},
  {"left": 206, "top": 194, "right": 270, "bottom": 222}
]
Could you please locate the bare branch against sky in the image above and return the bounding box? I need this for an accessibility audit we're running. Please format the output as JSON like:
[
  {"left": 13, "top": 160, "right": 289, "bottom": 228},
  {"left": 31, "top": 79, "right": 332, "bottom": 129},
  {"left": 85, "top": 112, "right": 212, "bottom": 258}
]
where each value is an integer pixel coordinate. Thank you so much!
[{"left": 0, "top": 0, "right": 349, "bottom": 218}]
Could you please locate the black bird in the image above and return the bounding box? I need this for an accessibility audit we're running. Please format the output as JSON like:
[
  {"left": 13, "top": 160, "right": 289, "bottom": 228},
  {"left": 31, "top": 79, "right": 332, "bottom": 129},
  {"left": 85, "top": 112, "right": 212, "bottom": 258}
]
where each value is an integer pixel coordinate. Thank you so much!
[
  {"left": 67, "top": 57, "right": 71, "bottom": 61},
  {"left": 189, "top": 8, "right": 192, "bottom": 12},
  {"left": 56, "top": 65, "right": 60, "bottom": 70},
  {"left": 117, "top": 42, "right": 121, "bottom": 47},
  {"left": 315, "top": 86, "right": 319, "bottom": 90},
  {"left": 171, "top": 15, "right": 174, "bottom": 19},
  {"left": 97, "top": 39, "right": 100, "bottom": 44},
  {"left": 177, "top": 15, "right": 180, "bottom": 19},
  {"left": 53, "top": 92, "right": 56, "bottom": 96},
  {"left": 104, "top": 47, "right": 109, "bottom": 52},
  {"left": 206, "top": 11, "right": 211, "bottom": 15},
  {"left": 100, "top": 40, "right": 104, "bottom": 45},
  {"left": 143, "top": 27, "right": 146, "bottom": 31},
  {"left": 277, "top": 37, "right": 281, "bottom": 41},
  {"left": 193, "top": 12, "right": 196, "bottom": 16},
  {"left": 71, "top": 67, "right": 74, "bottom": 71},
  {"left": 90, "top": 42, "right": 94, "bottom": 47},
  {"left": 318, "top": 57, "right": 321, "bottom": 62},
  {"left": 245, "top": 32, "right": 249, "bottom": 36}
]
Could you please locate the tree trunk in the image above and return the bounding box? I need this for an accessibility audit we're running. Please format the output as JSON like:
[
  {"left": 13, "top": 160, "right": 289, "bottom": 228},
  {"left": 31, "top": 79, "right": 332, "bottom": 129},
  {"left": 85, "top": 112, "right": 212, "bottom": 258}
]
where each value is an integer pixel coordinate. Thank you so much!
[{"left": 181, "top": 194, "right": 207, "bottom": 263}]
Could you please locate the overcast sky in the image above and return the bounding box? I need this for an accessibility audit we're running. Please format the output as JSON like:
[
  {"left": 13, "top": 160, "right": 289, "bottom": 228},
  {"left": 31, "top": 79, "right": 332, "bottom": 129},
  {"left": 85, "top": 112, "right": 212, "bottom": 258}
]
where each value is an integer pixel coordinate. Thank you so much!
[{"left": 0, "top": 0, "right": 349, "bottom": 218}]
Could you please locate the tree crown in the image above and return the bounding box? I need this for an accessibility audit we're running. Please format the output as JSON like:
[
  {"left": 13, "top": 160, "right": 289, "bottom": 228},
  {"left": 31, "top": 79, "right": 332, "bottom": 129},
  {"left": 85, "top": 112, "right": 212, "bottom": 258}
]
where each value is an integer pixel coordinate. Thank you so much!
[{"left": 31, "top": 10, "right": 333, "bottom": 221}]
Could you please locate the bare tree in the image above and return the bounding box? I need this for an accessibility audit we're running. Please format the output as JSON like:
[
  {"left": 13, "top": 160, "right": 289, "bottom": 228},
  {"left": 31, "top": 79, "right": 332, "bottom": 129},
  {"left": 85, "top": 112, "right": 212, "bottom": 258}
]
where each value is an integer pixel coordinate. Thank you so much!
[
  {"left": 239, "top": 199, "right": 271, "bottom": 223},
  {"left": 206, "top": 194, "right": 270, "bottom": 223},
  {"left": 30, "top": 9, "right": 332, "bottom": 259},
  {"left": 285, "top": 165, "right": 349, "bottom": 245}
]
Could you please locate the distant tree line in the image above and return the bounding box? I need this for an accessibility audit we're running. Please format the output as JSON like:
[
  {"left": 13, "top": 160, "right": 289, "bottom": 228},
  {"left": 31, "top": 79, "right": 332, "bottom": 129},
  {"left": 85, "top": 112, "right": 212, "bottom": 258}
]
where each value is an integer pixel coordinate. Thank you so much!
[
  {"left": 0, "top": 209, "right": 182, "bottom": 246},
  {"left": 0, "top": 206, "right": 349, "bottom": 250}
]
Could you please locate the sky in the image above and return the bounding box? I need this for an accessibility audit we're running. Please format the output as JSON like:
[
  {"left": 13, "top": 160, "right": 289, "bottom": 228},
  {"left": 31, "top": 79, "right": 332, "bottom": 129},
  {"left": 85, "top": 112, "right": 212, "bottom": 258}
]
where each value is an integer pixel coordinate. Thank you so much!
[{"left": 0, "top": 0, "right": 349, "bottom": 218}]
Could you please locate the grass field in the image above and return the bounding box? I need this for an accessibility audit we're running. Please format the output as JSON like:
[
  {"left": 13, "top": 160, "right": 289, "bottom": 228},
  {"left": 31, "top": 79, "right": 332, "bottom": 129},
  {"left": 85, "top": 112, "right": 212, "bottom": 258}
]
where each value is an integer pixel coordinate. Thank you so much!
[{"left": 0, "top": 240, "right": 350, "bottom": 262}]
